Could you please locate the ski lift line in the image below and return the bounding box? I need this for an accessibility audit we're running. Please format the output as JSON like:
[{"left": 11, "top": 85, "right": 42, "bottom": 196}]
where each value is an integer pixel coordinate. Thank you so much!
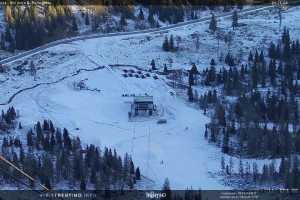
[
  {"left": 131, "top": 126, "right": 136, "bottom": 157},
  {"left": 146, "top": 126, "right": 153, "bottom": 182},
  {"left": 0, "top": 154, "right": 50, "bottom": 191},
  {"left": 146, "top": 126, "right": 150, "bottom": 189},
  {"left": 0, "top": 165, "right": 38, "bottom": 191}
]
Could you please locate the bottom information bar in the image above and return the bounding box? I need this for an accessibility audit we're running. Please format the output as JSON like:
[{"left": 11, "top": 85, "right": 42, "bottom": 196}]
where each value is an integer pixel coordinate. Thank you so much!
[{"left": 0, "top": 189, "right": 300, "bottom": 200}]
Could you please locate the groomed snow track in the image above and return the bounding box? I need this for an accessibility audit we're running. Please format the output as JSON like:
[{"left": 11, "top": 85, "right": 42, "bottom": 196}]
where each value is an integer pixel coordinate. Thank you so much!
[{"left": 0, "top": 66, "right": 105, "bottom": 105}]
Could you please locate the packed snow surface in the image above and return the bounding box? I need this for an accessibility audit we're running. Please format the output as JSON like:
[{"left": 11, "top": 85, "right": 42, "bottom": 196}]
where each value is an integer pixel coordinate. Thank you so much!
[{"left": 4, "top": 63, "right": 226, "bottom": 189}]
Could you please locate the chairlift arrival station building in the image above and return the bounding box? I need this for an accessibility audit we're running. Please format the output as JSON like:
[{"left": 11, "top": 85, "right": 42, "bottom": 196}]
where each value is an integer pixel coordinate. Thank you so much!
[{"left": 129, "top": 95, "right": 156, "bottom": 117}]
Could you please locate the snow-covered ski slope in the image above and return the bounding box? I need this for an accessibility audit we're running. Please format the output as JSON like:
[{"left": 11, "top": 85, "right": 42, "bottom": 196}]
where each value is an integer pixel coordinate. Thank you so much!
[
  {"left": 0, "top": 6, "right": 300, "bottom": 189},
  {"left": 2, "top": 55, "right": 225, "bottom": 189}
]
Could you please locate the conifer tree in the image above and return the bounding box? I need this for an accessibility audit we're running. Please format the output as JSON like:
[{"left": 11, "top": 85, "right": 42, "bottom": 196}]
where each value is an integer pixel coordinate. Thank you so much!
[
  {"left": 18, "top": 122, "right": 22, "bottom": 129},
  {"left": 268, "top": 42, "right": 276, "bottom": 58},
  {"left": 232, "top": 10, "right": 238, "bottom": 29},
  {"left": 162, "top": 178, "right": 172, "bottom": 200},
  {"left": 36, "top": 121, "right": 43, "bottom": 143},
  {"left": 239, "top": 159, "right": 244, "bottom": 177},
  {"left": 4, "top": 26, "right": 12, "bottom": 44},
  {"left": 0, "top": 33, "right": 5, "bottom": 50},
  {"left": 276, "top": 44, "right": 281, "bottom": 58},
  {"left": 216, "top": 104, "right": 226, "bottom": 126},
  {"left": 187, "top": 86, "right": 194, "bottom": 102},
  {"left": 251, "top": 64, "right": 258, "bottom": 88},
  {"left": 63, "top": 128, "right": 71, "bottom": 150},
  {"left": 148, "top": 12, "right": 155, "bottom": 27},
  {"left": 162, "top": 36, "right": 169, "bottom": 51},
  {"left": 222, "top": 129, "right": 229, "bottom": 153},
  {"left": 259, "top": 50, "right": 265, "bottom": 63},
  {"left": 209, "top": 14, "right": 217, "bottom": 33},
  {"left": 151, "top": 59, "right": 156, "bottom": 70},
  {"left": 248, "top": 51, "right": 253, "bottom": 62},
  {"left": 80, "top": 178, "right": 86, "bottom": 190},
  {"left": 120, "top": 13, "right": 127, "bottom": 28},
  {"left": 169, "top": 35, "right": 174, "bottom": 51},
  {"left": 72, "top": 17, "right": 78, "bottom": 32},
  {"left": 135, "top": 167, "right": 141, "bottom": 180},
  {"left": 188, "top": 71, "right": 195, "bottom": 86},
  {"left": 210, "top": 58, "right": 216, "bottom": 66},
  {"left": 163, "top": 64, "right": 168, "bottom": 74},
  {"left": 43, "top": 120, "right": 49, "bottom": 131},
  {"left": 137, "top": 8, "right": 144, "bottom": 21},
  {"left": 49, "top": 121, "right": 55, "bottom": 133},
  {"left": 27, "top": 130, "right": 34, "bottom": 146},
  {"left": 85, "top": 14, "right": 90, "bottom": 25},
  {"left": 229, "top": 157, "right": 234, "bottom": 175},
  {"left": 221, "top": 156, "right": 225, "bottom": 172}
]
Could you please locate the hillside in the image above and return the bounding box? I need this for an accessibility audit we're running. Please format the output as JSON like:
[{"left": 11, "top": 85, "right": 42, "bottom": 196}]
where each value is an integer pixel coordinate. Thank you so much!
[
  {"left": 0, "top": 3, "right": 299, "bottom": 191},
  {"left": 0, "top": 0, "right": 258, "bottom": 57}
]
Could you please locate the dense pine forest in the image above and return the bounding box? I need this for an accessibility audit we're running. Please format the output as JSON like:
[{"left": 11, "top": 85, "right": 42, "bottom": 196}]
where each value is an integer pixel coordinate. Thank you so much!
[
  {"left": 2, "top": 4, "right": 77, "bottom": 51},
  {"left": 0, "top": 107, "right": 141, "bottom": 190},
  {"left": 183, "top": 27, "right": 300, "bottom": 188},
  {"left": 0, "top": 0, "right": 266, "bottom": 52}
]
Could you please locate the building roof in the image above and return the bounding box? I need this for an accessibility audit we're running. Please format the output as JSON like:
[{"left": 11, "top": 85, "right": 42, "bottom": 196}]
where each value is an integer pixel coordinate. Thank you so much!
[{"left": 134, "top": 96, "right": 153, "bottom": 103}]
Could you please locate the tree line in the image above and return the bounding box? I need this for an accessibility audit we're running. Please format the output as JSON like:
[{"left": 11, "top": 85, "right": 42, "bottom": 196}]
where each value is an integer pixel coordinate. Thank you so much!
[
  {"left": 221, "top": 155, "right": 300, "bottom": 189},
  {"left": 0, "top": 1, "right": 249, "bottom": 52},
  {"left": 0, "top": 106, "right": 17, "bottom": 132},
  {"left": 183, "top": 28, "right": 300, "bottom": 188},
  {"left": 0, "top": 108, "right": 141, "bottom": 190},
  {"left": 2, "top": 5, "right": 77, "bottom": 52}
]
